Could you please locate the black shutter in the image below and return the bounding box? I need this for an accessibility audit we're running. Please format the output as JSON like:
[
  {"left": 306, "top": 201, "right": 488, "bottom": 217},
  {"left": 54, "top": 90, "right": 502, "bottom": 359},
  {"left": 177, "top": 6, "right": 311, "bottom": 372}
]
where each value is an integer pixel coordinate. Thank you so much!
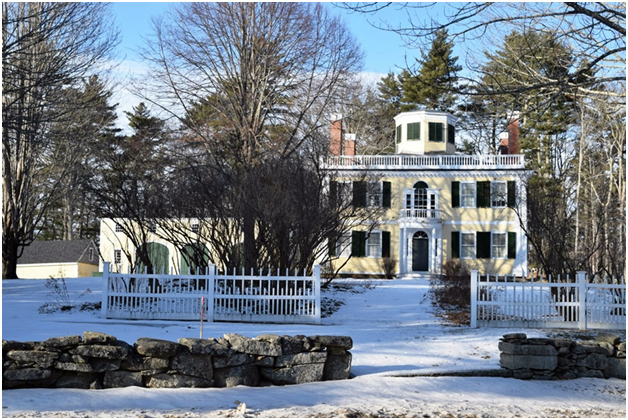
[
  {"left": 382, "top": 181, "right": 391, "bottom": 208},
  {"left": 477, "top": 181, "right": 490, "bottom": 208},
  {"left": 351, "top": 231, "right": 366, "bottom": 257},
  {"left": 382, "top": 231, "right": 391, "bottom": 258},
  {"left": 508, "top": 232, "right": 517, "bottom": 259},
  {"left": 477, "top": 232, "right": 491, "bottom": 258},
  {"left": 448, "top": 124, "right": 455, "bottom": 144},
  {"left": 329, "top": 234, "right": 337, "bottom": 257},
  {"left": 451, "top": 231, "right": 460, "bottom": 259},
  {"left": 330, "top": 181, "right": 338, "bottom": 207},
  {"left": 353, "top": 181, "right": 367, "bottom": 208},
  {"left": 452, "top": 181, "right": 460, "bottom": 208},
  {"left": 507, "top": 181, "right": 516, "bottom": 207}
]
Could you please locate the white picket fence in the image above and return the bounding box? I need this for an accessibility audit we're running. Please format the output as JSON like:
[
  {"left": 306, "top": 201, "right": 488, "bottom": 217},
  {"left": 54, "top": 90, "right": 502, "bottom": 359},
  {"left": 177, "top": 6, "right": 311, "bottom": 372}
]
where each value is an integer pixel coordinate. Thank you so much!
[
  {"left": 470, "top": 270, "right": 626, "bottom": 330},
  {"left": 101, "top": 262, "right": 321, "bottom": 324}
]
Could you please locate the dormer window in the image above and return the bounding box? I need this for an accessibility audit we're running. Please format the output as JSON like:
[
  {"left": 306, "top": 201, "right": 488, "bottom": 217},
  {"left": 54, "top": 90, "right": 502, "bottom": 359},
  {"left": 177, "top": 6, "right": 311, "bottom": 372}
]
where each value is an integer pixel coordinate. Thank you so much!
[
  {"left": 428, "top": 122, "right": 444, "bottom": 142},
  {"left": 407, "top": 122, "right": 421, "bottom": 141}
]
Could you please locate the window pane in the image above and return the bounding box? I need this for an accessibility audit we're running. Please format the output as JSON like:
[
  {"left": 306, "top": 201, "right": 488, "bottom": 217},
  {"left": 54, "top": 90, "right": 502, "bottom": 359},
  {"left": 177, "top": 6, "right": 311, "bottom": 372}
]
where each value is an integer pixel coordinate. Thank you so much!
[
  {"left": 491, "top": 182, "right": 507, "bottom": 207},
  {"left": 461, "top": 182, "right": 476, "bottom": 207},
  {"left": 492, "top": 233, "right": 507, "bottom": 258},
  {"left": 461, "top": 233, "right": 475, "bottom": 258},
  {"left": 336, "top": 232, "right": 352, "bottom": 257},
  {"left": 367, "top": 181, "right": 382, "bottom": 207},
  {"left": 367, "top": 232, "right": 381, "bottom": 257}
]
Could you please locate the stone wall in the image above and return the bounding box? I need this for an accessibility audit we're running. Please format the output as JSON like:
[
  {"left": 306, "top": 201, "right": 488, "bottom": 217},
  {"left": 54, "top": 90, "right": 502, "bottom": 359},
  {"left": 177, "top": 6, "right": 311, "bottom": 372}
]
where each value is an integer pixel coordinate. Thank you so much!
[
  {"left": 2, "top": 332, "right": 352, "bottom": 389},
  {"left": 499, "top": 333, "right": 626, "bottom": 380}
]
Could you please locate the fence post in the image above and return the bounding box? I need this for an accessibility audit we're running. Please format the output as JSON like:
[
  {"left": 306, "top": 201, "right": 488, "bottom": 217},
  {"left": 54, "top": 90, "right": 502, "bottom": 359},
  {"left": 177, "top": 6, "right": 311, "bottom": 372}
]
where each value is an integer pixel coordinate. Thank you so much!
[
  {"left": 207, "top": 264, "right": 215, "bottom": 322},
  {"left": 314, "top": 265, "right": 321, "bottom": 323},
  {"left": 577, "top": 271, "right": 587, "bottom": 330},
  {"left": 470, "top": 270, "right": 478, "bottom": 328},
  {"left": 101, "top": 262, "right": 110, "bottom": 319}
]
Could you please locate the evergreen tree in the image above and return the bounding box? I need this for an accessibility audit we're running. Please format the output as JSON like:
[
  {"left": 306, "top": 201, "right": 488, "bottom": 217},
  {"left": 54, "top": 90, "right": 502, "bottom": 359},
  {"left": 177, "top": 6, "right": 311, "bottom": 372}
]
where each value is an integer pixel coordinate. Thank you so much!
[{"left": 401, "top": 29, "right": 462, "bottom": 111}]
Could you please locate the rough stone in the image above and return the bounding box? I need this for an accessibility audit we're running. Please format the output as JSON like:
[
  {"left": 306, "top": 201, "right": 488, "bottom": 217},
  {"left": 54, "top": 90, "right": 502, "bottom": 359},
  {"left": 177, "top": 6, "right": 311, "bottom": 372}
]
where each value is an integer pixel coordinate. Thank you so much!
[
  {"left": 178, "top": 338, "right": 231, "bottom": 356},
  {"left": 6, "top": 350, "right": 59, "bottom": 367},
  {"left": 146, "top": 373, "right": 213, "bottom": 388},
  {"left": 89, "top": 358, "right": 121, "bottom": 372},
  {"left": 502, "top": 333, "right": 527, "bottom": 341},
  {"left": 83, "top": 332, "right": 117, "bottom": 344},
  {"left": 596, "top": 333, "right": 621, "bottom": 345},
  {"left": 578, "top": 369, "right": 604, "bottom": 378},
  {"left": 324, "top": 352, "right": 352, "bottom": 380},
  {"left": 121, "top": 355, "right": 169, "bottom": 371},
  {"left": 254, "top": 356, "right": 275, "bottom": 366},
  {"left": 618, "top": 342, "right": 626, "bottom": 352},
  {"left": 498, "top": 342, "right": 558, "bottom": 356},
  {"left": 213, "top": 353, "right": 253, "bottom": 369},
  {"left": 604, "top": 357, "right": 626, "bottom": 379},
  {"left": 275, "top": 352, "right": 327, "bottom": 367},
  {"left": 309, "top": 335, "right": 353, "bottom": 350},
  {"left": 2, "top": 340, "right": 32, "bottom": 354},
  {"left": 281, "top": 335, "right": 306, "bottom": 355},
  {"left": 55, "top": 372, "right": 100, "bottom": 389},
  {"left": 103, "top": 370, "right": 144, "bottom": 388},
  {"left": 54, "top": 362, "right": 93, "bottom": 372},
  {"left": 512, "top": 368, "right": 533, "bottom": 379},
  {"left": 45, "top": 335, "right": 82, "bottom": 348},
  {"left": 579, "top": 352, "right": 608, "bottom": 370},
  {"left": 213, "top": 364, "right": 259, "bottom": 388},
  {"left": 260, "top": 362, "right": 325, "bottom": 385},
  {"left": 572, "top": 344, "right": 609, "bottom": 355},
  {"left": 3, "top": 367, "right": 52, "bottom": 381},
  {"left": 171, "top": 353, "right": 213, "bottom": 379},
  {"left": 70, "top": 344, "right": 127, "bottom": 360},
  {"left": 500, "top": 354, "right": 557, "bottom": 371},
  {"left": 134, "top": 337, "right": 180, "bottom": 357},
  {"left": 224, "top": 334, "right": 281, "bottom": 356}
]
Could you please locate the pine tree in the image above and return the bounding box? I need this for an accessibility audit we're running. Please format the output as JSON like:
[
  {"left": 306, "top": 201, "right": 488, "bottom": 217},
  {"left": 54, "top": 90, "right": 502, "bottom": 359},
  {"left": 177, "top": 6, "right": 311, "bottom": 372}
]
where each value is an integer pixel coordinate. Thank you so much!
[{"left": 401, "top": 29, "right": 462, "bottom": 111}]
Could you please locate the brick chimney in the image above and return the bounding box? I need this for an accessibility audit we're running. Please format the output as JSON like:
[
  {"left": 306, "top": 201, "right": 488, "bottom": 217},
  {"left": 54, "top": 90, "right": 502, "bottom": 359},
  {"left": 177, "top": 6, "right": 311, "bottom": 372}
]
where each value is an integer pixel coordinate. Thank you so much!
[
  {"left": 499, "top": 133, "right": 509, "bottom": 155},
  {"left": 330, "top": 114, "right": 343, "bottom": 156},
  {"left": 507, "top": 114, "right": 520, "bottom": 155},
  {"left": 344, "top": 133, "right": 356, "bottom": 156}
]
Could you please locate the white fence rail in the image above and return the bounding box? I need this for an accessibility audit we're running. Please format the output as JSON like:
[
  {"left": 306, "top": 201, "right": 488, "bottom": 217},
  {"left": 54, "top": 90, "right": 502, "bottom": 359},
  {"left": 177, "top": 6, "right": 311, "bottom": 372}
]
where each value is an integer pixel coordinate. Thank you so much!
[
  {"left": 325, "top": 154, "right": 525, "bottom": 170},
  {"left": 101, "top": 262, "right": 321, "bottom": 324},
  {"left": 470, "top": 271, "right": 626, "bottom": 330}
]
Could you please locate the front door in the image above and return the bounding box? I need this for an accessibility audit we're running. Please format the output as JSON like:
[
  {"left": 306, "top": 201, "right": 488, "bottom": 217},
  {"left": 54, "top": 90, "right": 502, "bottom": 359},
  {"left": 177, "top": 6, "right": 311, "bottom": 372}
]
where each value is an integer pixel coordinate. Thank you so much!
[{"left": 412, "top": 231, "right": 429, "bottom": 271}]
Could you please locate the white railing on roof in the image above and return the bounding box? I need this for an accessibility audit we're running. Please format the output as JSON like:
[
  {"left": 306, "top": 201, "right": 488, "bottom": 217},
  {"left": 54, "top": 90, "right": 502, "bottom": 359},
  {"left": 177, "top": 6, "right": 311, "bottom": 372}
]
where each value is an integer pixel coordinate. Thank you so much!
[
  {"left": 101, "top": 262, "right": 321, "bottom": 324},
  {"left": 324, "top": 154, "right": 525, "bottom": 170},
  {"left": 400, "top": 209, "right": 443, "bottom": 220},
  {"left": 470, "top": 271, "right": 626, "bottom": 330}
]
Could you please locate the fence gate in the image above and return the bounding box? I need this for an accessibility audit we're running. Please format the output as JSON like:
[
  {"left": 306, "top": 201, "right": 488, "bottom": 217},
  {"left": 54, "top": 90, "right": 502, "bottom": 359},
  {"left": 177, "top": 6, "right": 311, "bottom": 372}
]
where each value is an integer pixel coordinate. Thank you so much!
[
  {"left": 101, "top": 262, "right": 321, "bottom": 324},
  {"left": 470, "top": 271, "right": 626, "bottom": 330}
]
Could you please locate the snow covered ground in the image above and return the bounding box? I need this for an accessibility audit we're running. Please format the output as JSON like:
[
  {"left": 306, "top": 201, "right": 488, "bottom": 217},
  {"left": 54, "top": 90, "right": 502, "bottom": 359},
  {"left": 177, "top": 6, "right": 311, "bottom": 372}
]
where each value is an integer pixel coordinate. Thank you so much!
[{"left": 2, "top": 277, "right": 626, "bottom": 418}]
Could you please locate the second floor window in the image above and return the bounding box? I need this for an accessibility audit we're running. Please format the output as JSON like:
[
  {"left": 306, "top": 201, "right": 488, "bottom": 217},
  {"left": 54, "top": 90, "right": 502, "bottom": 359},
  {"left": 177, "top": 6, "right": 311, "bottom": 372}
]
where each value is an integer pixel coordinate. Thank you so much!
[
  {"left": 491, "top": 181, "right": 507, "bottom": 207},
  {"left": 114, "top": 249, "right": 122, "bottom": 264},
  {"left": 460, "top": 182, "right": 476, "bottom": 207},
  {"left": 367, "top": 181, "right": 382, "bottom": 207},
  {"left": 191, "top": 223, "right": 199, "bottom": 234},
  {"left": 407, "top": 122, "right": 421, "bottom": 141},
  {"left": 428, "top": 122, "right": 444, "bottom": 142},
  {"left": 115, "top": 224, "right": 124, "bottom": 233}
]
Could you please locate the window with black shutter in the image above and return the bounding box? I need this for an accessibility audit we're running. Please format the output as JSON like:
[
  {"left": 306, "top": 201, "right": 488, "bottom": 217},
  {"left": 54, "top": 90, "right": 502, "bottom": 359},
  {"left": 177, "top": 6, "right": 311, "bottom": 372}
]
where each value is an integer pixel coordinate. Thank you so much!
[
  {"left": 476, "top": 232, "right": 491, "bottom": 258},
  {"left": 351, "top": 231, "right": 366, "bottom": 257},
  {"left": 352, "top": 181, "right": 367, "bottom": 208}
]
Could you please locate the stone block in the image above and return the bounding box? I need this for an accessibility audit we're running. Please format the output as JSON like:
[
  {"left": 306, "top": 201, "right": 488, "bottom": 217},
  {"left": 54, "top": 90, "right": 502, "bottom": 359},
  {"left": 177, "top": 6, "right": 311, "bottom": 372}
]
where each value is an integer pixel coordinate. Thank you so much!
[
  {"left": 254, "top": 356, "right": 274, "bottom": 366},
  {"left": 213, "top": 353, "right": 253, "bottom": 369},
  {"left": 146, "top": 373, "right": 213, "bottom": 388},
  {"left": 309, "top": 335, "right": 353, "bottom": 350},
  {"left": 54, "top": 361, "right": 93, "bottom": 372},
  {"left": 324, "top": 351, "right": 352, "bottom": 380},
  {"left": 213, "top": 364, "right": 259, "bottom": 388},
  {"left": 45, "top": 335, "right": 82, "bottom": 348},
  {"left": 224, "top": 334, "right": 281, "bottom": 356},
  {"left": 83, "top": 332, "right": 118, "bottom": 344},
  {"left": 604, "top": 357, "right": 626, "bottom": 379},
  {"left": 579, "top": 353, "right": 608, "bottom": 370},
  {"left": 260, "top": 362, "right": 325, "bottom": 385},
  {"left": 54, "top": 372, "right": 100, "bottom": 389},
  {"left": 171, "top": 353, "right": 213, "bottom": 379},
  {"left": 6, "top": 350, "right": 59, "bottom": 368},
  {"left": 502, "top": 333, "right": 527, "bottom": 341},
  {"left": 134, "top": 337, "right": 180, "bottom": 357},
  {"left": 121, "top": 355, "right": 169, "bottom": 371},
  {"left": 275, "top": 352, "right": 327, "bottom": 367},
  {"left": 512, "top": 368, "right": 533, "bottom": 379},
  {"left": 178, "top": 338, "right": 231, "bottom": 356},
  {"left": 596, "top": 333, "right": 621, "bottom": 345},
  {"left": 3, "top": 367, "right": 52, "bottom": 381},
  {"left": 104, "top": 370, "right": 143, "bottom": 388},
  {"left": 572, "top": 344, "right": 609, "bottom": 355},
  {"left": 500, "top": 353, "right": 557, "bottom": 371},
  {"left": 70, "top": 344, "right": 127, "bottom": 360},
  {"left": 281, "top": 335, "right": 306, "bottom": 355},
  {"left": 498, "top": 342, "right": 558, "bottom": 356},
  {"left": 579, "top": 369, "right": 604, "bottom": 378},
  {"left": 89, "top": 358, "right": 121, "bottom": 372}
]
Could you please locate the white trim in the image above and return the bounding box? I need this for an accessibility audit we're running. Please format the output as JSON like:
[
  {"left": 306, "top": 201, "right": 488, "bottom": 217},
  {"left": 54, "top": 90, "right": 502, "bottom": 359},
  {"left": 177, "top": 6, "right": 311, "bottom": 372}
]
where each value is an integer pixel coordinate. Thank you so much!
[{"left": 444, "top": 220, "right": 517, "bottom": 225}]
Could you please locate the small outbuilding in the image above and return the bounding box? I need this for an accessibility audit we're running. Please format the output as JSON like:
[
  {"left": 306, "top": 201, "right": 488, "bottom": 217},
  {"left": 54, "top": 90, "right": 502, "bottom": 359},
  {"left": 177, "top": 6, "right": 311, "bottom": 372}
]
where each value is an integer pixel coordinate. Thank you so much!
[{"left": 16, "top": 240, "right": 100, "bottom": 279}]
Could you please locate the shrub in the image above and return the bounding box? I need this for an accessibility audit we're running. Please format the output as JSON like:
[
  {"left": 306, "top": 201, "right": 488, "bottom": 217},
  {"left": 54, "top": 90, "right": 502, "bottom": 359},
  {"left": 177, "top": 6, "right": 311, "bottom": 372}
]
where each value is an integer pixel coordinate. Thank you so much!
[
  {"left": 381, "top": 257, "right": 397, "bottom": 279},
  {"left": 430, "top": 259, "right": 471, "bottom": 309},
  {"left": 38, "top": 276, "right": 92, "bottom": 314}
]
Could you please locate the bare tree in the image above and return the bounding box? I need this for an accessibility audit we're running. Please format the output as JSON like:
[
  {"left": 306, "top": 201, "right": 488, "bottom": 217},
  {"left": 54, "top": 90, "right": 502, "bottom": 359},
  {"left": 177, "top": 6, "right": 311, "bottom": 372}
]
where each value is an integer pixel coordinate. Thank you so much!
[
  {"left": 2, "top": 2, "right": 119, "bottom": 278},
  {"left": 139, "top": 3, "right": 364, "bottom": 271}
]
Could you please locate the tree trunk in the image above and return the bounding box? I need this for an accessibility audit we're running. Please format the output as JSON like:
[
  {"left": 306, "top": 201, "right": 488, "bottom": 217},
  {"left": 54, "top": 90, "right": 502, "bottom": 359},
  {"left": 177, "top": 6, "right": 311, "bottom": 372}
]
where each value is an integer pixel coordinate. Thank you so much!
[{"left": 3, "top": 235, "right": 20, "bottom": 279}]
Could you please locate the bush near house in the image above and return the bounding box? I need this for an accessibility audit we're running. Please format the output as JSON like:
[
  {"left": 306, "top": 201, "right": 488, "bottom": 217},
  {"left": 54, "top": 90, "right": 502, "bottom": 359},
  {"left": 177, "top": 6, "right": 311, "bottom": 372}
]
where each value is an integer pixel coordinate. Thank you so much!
[{"left": 430, "top": 260, "right": 471, "bottom": 325}]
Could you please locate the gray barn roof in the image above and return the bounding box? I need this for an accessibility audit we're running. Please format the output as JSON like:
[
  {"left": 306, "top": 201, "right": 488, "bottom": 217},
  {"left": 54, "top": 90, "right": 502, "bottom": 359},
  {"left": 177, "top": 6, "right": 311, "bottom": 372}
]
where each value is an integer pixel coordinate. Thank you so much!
[{"left": 18, "top": 240, "right": 99, "bottom": 265}]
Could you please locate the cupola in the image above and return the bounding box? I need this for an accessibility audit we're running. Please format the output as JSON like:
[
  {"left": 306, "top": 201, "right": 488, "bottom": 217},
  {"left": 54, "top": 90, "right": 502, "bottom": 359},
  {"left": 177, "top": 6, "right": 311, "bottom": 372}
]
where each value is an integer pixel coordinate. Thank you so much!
[{"left": 394, "top": 111, "right": 456, "bottom": 155}]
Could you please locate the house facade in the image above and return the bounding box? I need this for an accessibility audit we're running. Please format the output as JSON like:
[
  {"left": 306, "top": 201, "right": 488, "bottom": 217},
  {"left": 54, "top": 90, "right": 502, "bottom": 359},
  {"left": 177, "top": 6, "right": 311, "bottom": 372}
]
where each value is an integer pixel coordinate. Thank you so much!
[
  {"left": 324, "top": 110, "right": 530, "bottom": 277},
  {"left": 16, "top": 239, "right": 100, "bottom": 279}
]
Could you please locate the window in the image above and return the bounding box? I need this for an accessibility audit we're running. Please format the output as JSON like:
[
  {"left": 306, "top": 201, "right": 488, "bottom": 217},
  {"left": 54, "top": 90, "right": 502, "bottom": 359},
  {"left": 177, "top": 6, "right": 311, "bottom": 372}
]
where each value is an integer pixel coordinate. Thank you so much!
[
  {"left": 191, "top": 223, "right": 199, "bottom": 234},
  {"left": 89, "top": 248, "right": 94, "bottom": 262},
  {"left": 396, "top": 125, "right": 402, "bottom": 144},
  {"left": 428, "top": 122, "right": 444, "bottom": 142},
  {"left": 114, "top": 249, "right": 122, "bottom": 264},
  {"left": 148, "top": 222, "right": 157, "bottom": 233},
  {"left": 461, "top": 233, "right": 475, "bottom": 258},
  {"left": 366, "top": 232, "right": 382, "bottom": 257},
  {"left": 335, "top": 232, "right": 352, "bottom": 257},
  {"left": 115, "top": 224, "right": 123, "bottom": 233},
  {"left": 447, "top": 124, "right": 455, "bottom": 144},
  {"left": 491, "top": 181, "right": 507, "bottom": 207},
  {"left": 367, "top": 181, "right": 382, "bottom": 207},
  {"left": 460, "top": 182, "right": 476, "bottom": 207},
  {"left": 407, "top": 122, "right": 421, "bottom": 141},
  {"left": 330, "top": 181, "right": 353, "bottom": 207},
  {"left": 492, "top": 233, "right": 507, "bottom": 258}
]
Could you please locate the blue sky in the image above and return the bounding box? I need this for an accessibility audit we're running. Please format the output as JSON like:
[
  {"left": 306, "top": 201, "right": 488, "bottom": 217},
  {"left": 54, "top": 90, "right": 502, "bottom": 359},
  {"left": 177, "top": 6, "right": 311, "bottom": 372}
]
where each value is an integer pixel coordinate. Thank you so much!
[{"left": 111, "top": 2, "right": 426, "bottom": 76}]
